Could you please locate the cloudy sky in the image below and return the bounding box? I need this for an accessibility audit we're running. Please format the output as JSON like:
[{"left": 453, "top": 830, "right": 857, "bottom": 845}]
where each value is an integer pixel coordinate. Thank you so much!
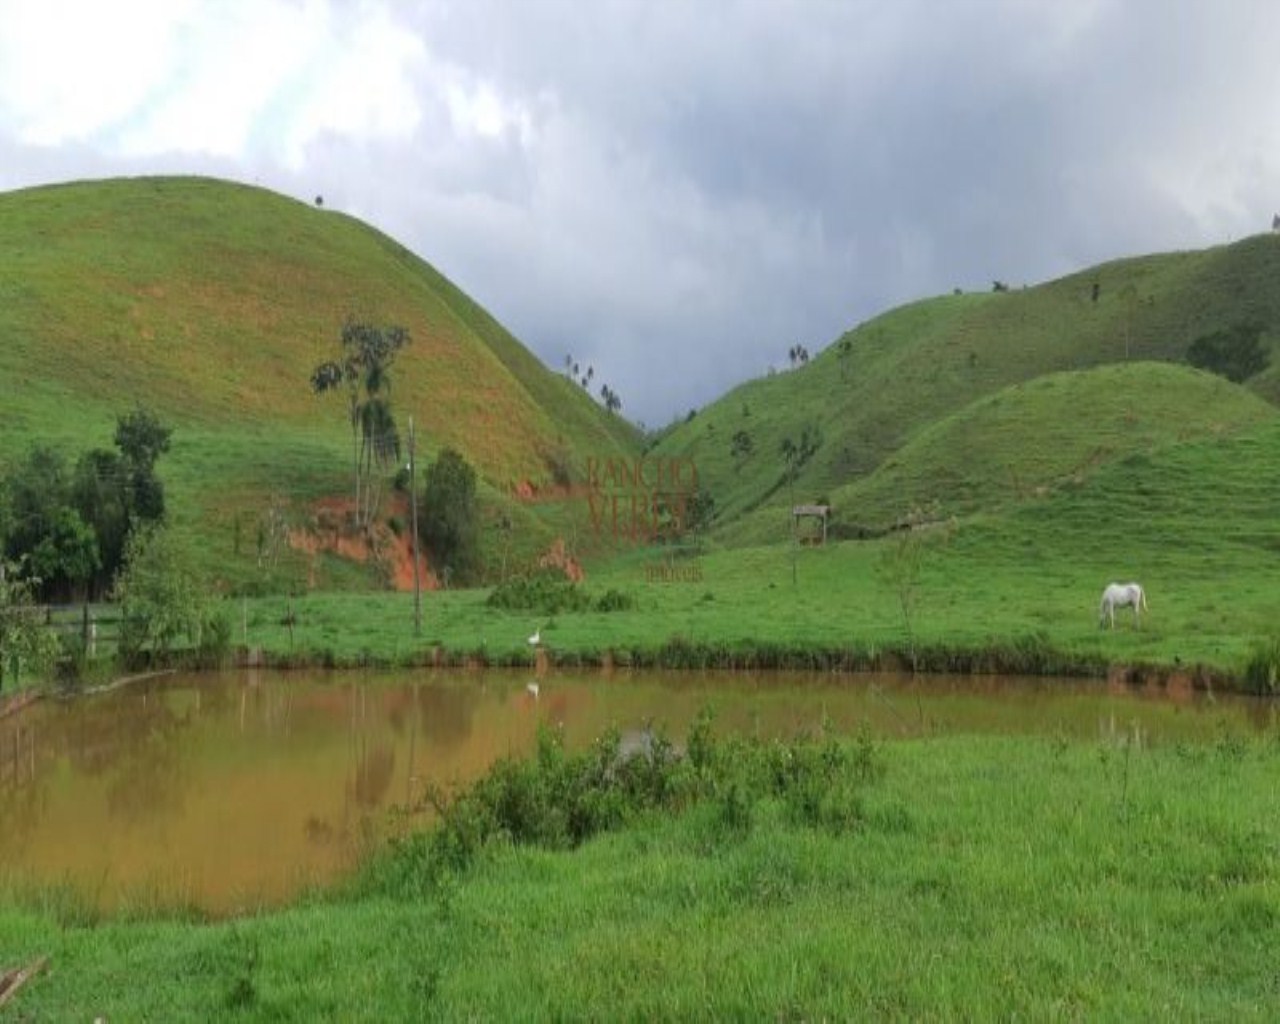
[{"left": 2, "top": 1, "right": 1279, "bottom": 425}]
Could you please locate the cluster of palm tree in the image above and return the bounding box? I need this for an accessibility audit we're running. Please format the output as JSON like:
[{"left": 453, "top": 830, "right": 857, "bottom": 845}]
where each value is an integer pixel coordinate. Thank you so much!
[
  {"left": 311, "top": 321, "right": 410, "bottom": 530},
  {"left": 563, "top": 353, "right": 595, "bottom": 390},
  {"left": 599, "top": 383, "right": 622, "bottom": 413},
  {"left": 564, "top": 353, "right": 621, "bottom": 413}
]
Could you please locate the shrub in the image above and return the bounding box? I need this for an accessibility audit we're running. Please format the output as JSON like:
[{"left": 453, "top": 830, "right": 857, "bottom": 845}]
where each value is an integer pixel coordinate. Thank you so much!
[
  {"left": 419, "top": 448, "right": 481, "bottom": 585},
  {"left": 364, "top": 710, "right": 888, "bottom": 894},
  {"left": 1186, "top": 323, "right": 1270, "bottom": 383},
  {"left": 486, "top": 570, "right": 590, "bottom": 615},
  {"left": 114, "top": 526, "right": 209, "bottom": 669}
]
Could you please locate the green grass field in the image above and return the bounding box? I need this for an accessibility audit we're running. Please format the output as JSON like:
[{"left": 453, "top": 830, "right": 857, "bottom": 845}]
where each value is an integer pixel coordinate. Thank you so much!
[
  {"left": 3, "top": 724, "right": 1276, "bottom": 1019},
  {"left": 216, "top": 410, "right": 1280, "bottom": 683}
]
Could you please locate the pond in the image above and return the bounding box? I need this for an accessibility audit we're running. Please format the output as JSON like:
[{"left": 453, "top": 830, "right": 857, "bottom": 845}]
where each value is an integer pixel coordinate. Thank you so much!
[{"left": 0, "top": 668, "right": 1273, "bottom": 916}]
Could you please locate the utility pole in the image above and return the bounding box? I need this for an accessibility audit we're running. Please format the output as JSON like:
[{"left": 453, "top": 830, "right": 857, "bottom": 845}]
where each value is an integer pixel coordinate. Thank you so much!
[{"left": 409, "top": 416, "right": 422, "bottom": 637}]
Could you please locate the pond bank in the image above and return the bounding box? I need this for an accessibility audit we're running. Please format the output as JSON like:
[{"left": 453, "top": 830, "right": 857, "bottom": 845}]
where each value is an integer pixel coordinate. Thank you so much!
[
  {"left": 0, "top": 689, "right": 42, "bottom": 721},
  {"left": 226, "top": 639, "right": 1246, "bottom": 695}
]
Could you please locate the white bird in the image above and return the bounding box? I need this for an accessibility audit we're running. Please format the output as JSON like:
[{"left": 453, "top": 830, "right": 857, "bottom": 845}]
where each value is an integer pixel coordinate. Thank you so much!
[
  {"left": 526, "top": 681, "right": 540, "bottom": 698},
  {"left": 527, "top": 627, "right": 542, "bottom": 647}
]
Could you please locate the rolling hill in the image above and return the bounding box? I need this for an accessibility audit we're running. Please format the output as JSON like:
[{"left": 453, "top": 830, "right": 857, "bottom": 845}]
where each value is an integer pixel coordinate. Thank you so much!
[
  {"left": 653, "top": 233, "right": 1280, "bottom": 544},
  {"left": 6, "top": 175, "right": 1280, "bottom": 602},
  {"left": 0, "top": 176, "right": 640, "bottom": 590}
]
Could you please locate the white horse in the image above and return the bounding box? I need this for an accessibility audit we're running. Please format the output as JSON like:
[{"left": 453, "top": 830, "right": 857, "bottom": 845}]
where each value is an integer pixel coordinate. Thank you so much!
[{"left": 1099, "top": 582, "right": 1148, "bottom": 629}]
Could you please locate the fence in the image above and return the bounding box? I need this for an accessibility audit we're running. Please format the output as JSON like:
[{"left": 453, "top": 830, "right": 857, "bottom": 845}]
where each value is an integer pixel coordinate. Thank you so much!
[{"left": 37, "top": 603, "right": 122, "bottom": 658}]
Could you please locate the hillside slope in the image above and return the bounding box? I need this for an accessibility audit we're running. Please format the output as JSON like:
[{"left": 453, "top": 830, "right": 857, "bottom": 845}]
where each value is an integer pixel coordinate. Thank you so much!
[
  {"left": 655, "top": 233, "right": 1280, "bottom": 541},
  {"left": 0, "top": 176, "right": 639, "bottom": 587}
]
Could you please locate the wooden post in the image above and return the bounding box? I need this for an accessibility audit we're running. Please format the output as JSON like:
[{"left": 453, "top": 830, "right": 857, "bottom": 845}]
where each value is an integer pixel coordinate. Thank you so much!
[{"left": 409, "top": 416, "right": 422, "bottom": 637}]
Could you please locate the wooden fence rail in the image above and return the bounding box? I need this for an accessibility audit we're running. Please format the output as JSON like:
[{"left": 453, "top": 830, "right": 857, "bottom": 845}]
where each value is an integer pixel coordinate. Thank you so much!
[{"left": 35, "top": 604, "right": 122, "bottom": 656}]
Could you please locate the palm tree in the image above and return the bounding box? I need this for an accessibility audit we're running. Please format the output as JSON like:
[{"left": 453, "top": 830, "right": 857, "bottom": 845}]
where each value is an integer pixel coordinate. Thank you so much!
[
  {"left": 359, "top": 398, "right": 401, "bottom": 527},
  {"left": 312, "top": 321, "right": 409, "bottom": 529}
]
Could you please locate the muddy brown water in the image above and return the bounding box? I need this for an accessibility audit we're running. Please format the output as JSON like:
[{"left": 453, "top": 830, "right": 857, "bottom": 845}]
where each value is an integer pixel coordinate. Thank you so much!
[{"left": 0, "top": 668, "right": 1273, "bottom": 916}]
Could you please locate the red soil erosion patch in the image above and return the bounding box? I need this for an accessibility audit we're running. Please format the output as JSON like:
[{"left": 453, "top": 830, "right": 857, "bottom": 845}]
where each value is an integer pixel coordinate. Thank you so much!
[
  {"left": 290, "top": 496, "right": 435, "bottom": 592},
  {"left": 538, "top": 537, "right": 584, "bottom": 583}
]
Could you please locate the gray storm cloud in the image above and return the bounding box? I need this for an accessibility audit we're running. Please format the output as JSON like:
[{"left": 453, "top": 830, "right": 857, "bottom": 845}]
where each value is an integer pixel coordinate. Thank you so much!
[{"left": 2, "top": 0, "right": 1278, "bottom": 423}]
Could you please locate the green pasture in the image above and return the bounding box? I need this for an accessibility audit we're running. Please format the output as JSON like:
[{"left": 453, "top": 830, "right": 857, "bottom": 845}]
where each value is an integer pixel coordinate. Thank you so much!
[
  {"left": 3, "top": 724, "right": 1276, "bottom": 1019},
  {"left": 210, "top": 411, "right": 1280, "bottom": 681}
]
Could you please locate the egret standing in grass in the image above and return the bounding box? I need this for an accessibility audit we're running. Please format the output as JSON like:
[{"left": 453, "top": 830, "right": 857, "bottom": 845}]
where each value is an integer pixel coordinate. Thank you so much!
[{"left": 527, "top": 626, "right": 542, "bottom": 647}]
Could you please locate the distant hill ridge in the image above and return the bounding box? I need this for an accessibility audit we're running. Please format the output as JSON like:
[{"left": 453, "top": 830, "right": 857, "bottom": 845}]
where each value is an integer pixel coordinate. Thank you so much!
[{"left": 653, "top": 232, "right": 1280, "bottom": 543}]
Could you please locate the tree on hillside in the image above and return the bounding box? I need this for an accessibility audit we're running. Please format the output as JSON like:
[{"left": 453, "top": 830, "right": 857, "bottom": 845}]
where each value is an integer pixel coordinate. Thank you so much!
[
  {"left": 1, "top": 447, "right": 96, "bottom": 601},
  {"left": 600, "top": 384, "right": 622, "bottom": 414},
  {"left": 419, "top": 448, "right": 481, "bottom": 585},
  {"left": 2, "top": 446, "right": 70, "bottom": 574},
  {"left": 71, "top": 449, "right": 130, "bottom": 597},
  {"left": 1186, "top": 323, "right": 1270, "bottom": 383},
  {"left": 1, "top": 411, "right": 173, "bottom": 601},
  {"left": 311, "top": 321, "right": 410, "bottom": 529},
  {"left": 358, "top": 389, "right": 401, "bottom": 529},
  {"left": 27, "top": 507, "right": 99, "bottom": 600},
  {"left": 115, "top": 406, "right": 172, "bottom": 523}
]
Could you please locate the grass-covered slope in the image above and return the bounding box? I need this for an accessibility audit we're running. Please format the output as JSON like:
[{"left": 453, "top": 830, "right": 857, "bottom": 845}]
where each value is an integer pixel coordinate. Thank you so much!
[
  {"left": 656, "top": 233, "right": 1280, "bottom": 540},
  {"left": 228, "top": 411, "right": 1280, "bottom": 675},
  {"left": 821, "top": 362, "right": 1272, "bottom": 535},
  {"left": 0, "top": 176, "right": 639, "bottom": 585}
]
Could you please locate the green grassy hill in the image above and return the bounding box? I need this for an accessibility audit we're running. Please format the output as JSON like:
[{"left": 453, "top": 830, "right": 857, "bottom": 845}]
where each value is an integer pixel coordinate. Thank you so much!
[
  {"left": 0, "top": 176, "right": 640, "bottom": 589},
  {"left": 814, "top": 362, "right": 1271, "bottom": 538},
  {"left": 656, "top": 234, "right": 1280, "bottom": 543}
]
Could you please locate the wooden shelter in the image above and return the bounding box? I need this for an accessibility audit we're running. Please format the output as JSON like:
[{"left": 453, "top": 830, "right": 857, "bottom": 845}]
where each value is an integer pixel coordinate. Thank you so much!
[{"left": 791, "top": 504, "right": 830, "bottom": 545}]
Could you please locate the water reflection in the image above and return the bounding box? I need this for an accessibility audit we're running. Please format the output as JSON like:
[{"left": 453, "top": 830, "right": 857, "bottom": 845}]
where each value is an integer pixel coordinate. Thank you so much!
[{"left": 0, "top": 668, "right": 1272, "bottom": 916}]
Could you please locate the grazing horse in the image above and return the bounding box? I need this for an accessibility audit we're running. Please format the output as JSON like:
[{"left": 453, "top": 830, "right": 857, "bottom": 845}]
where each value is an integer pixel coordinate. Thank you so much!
[{"left": 1099, "top": 582, "right": 1147, "bottom": 629}]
